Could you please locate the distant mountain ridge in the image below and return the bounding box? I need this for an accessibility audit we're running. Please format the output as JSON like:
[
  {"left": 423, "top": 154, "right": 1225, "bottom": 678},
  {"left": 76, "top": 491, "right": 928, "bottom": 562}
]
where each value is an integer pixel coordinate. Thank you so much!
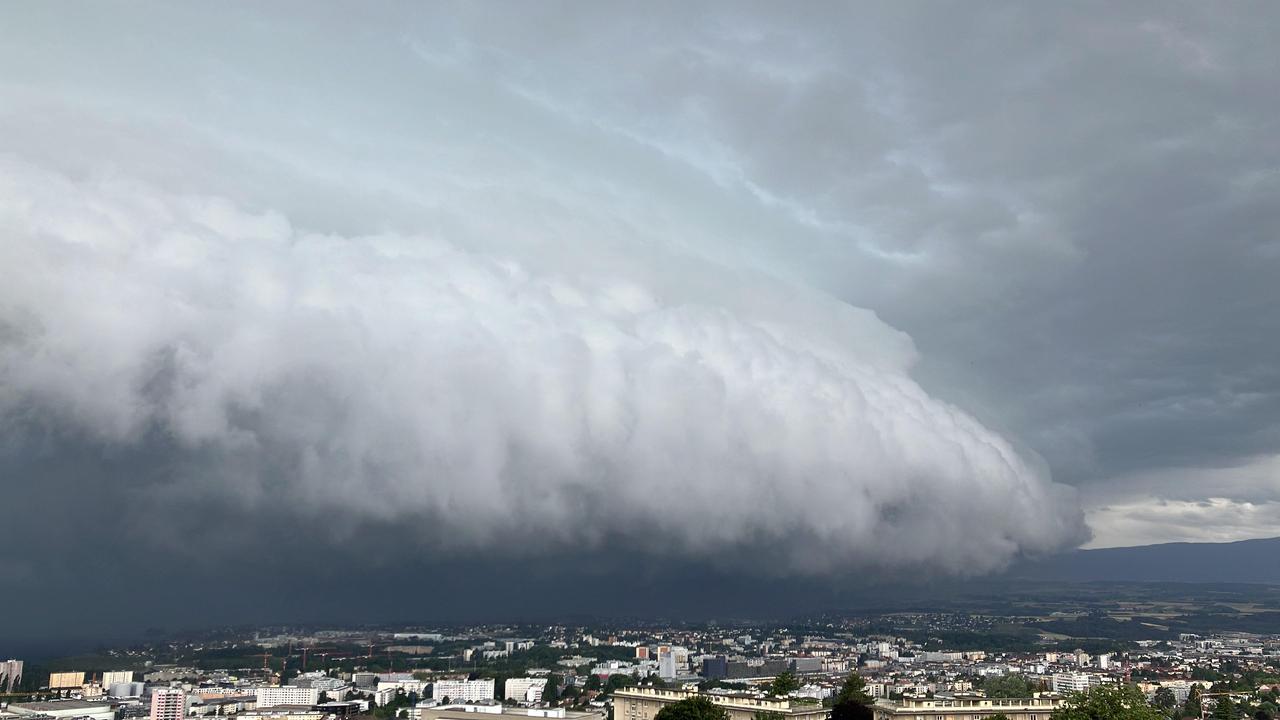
[{"left": 1011, "top": 536, "right": 1280, "bottom": 584}]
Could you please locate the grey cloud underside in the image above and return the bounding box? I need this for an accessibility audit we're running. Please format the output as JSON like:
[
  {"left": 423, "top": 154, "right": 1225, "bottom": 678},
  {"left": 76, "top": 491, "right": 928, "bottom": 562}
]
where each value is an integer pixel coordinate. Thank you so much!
[{"left": 0, "top": 1, "right": 1277, "bottom": 636}]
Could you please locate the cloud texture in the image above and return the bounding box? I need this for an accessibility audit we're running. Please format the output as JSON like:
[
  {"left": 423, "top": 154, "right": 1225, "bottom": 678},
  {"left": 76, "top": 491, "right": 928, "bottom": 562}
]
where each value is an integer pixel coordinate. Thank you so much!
[
  {"left": 0, "top": 155, "right": 1084, "bottom": 573},
  {"left": 1, "top": 2, "right": 1278, "bottom": 638}
]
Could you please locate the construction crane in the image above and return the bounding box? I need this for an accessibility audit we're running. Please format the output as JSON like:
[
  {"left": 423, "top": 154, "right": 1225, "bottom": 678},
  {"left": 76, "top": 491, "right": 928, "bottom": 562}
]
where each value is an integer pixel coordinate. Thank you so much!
[
  {"left": 251, "top": 653, "right": 273, "bottom": 671},
  {"left": 315, "top": 651, "right": 335, "bottom": 670},
  {"left": 301, "top": 647, "right": 336, "bottom": 672},
  {"left": 1198, "top": 692, "right": 1236, "bottom": 720}
]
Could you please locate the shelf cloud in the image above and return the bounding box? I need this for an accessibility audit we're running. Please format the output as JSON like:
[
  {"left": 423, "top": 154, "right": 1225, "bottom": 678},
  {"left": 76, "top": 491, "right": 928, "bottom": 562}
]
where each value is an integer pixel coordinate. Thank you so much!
[
  {"left": 1, "top": 2, "right": 1277, "bottom": 637},
  {"left": 0, "top": 156, "right": 1086, "bottom": 575}
]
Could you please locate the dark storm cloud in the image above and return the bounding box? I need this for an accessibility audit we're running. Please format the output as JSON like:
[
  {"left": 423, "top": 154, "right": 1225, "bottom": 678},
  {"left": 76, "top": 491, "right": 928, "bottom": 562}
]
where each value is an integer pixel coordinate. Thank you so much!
[{"left": 0, "top": 2, "right": 1277, "bottom": 641}]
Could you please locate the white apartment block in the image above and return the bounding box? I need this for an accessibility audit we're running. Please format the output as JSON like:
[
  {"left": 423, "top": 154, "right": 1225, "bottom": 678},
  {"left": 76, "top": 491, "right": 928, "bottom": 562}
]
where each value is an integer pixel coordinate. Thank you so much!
[
  {"left": 504, "top": 678, "right": 547, "bottom": 703},
  {"left": 380, "top": 680, "right": 430, "bottom": 696},
  {"left": 434, "top": 679, "right": 495, "bottom": 703},
  {"left": 255, "top": 686, "right": 322, "bottom": 708},
  {"left": 873, "top": 697, "right": 1064, "bottom": 720},
  {"left": 1051, "top": 673, "right": 1103, "bottom": 694}
]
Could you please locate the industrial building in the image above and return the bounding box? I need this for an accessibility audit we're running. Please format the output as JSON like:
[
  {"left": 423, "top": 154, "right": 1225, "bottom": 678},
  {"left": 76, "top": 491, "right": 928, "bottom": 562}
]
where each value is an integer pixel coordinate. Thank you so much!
[
  {"left": 6, "top": 700, "right": 115, "bottom": 720},
  {"left": 47, "top": 672, "right": 86, "bottom": 690}
]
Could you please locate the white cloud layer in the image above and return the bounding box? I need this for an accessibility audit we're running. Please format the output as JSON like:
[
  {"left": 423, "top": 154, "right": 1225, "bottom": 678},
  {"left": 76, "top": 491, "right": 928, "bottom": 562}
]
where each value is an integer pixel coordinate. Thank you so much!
[
  {"left": 0, "top": 155, "right": 1085, "bottom": 573},
  {"left": 1087, "top": 498, "right": 1280, "bottom": 549},
  {"left": 1085, "top": 454, "right": 1280, "bottom": 548}
]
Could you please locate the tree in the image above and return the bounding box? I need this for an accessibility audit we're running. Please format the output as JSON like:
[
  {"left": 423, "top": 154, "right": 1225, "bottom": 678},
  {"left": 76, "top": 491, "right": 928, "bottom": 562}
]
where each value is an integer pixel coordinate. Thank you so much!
[
  {"left": 835, "top": 672, "right": 874, "bottom": 707},
  {"left": 1153, "top": 688, "right": 1176, "bottom": 716},
  {"left": 606, "top": 675, "right": 634, "bottom": 693},
  {"left": 984, "top": 714, "right": 1013, "bottom": 720},
  {"left": 544, "top": 674, "right": 561, "bottom": 703},
  {"left": 1052, "top": 685, "right": 1166, "bottom": 720},
  {"left": 769, "top": 671, "right": 801, "bottom": 697},
  {"left": 755, "top": 712, "right": 785, "bottom": 720},
  {"left": 985, "top": 676, "right": 1035, "bottom": 699},
  {"left": 654, "top": 697, "right": 729, "bottom": 720},
  {"left": 1183, "top": 686, "right": 1204, "bottom": 720},
  {"left": 1212, "top": 696, "right": 1238, "bottom": 720},
  {"left": 831, "top": 701, "right": 875, "bottom": 720},
  {"left": 643, "top": 675, "right": 669, "bottom": 689}
]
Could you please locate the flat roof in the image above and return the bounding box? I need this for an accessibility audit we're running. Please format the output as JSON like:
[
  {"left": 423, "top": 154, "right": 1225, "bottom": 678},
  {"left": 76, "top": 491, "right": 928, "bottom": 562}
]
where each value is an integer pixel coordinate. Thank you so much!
[{"left": 12, "top": 702, "right": 112, "bottom": 712}]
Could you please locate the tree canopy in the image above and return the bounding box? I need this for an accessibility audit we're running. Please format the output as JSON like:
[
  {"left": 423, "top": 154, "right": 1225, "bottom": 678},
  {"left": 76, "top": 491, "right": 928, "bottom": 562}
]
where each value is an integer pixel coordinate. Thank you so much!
[
  {"left": 1211, "top": 696, "right": 1238, "bottom": 720},
  {"left": 1152, "top": 688, "right": 1176, "bottom": 715},
  {"left": 1051, "top": 685, "right": 1166, "bottom": 720},
  {"left": 835, "top": 672, "right": 874, "bottom": 706},
  {"left": 831, "top": 701, "right": 875, "bottom": 720},
  {"left": 654, "top": 697, "right": 729, "bottom": 720},
  {"left": 985, "top": 675, "right": 1036, "bottom": 699},
  {"left": 1182, "top": 685, "right": 1204, "bottom": 719},
  {"left": 769, "top": 671, "right": 801, "bottom": 697}
]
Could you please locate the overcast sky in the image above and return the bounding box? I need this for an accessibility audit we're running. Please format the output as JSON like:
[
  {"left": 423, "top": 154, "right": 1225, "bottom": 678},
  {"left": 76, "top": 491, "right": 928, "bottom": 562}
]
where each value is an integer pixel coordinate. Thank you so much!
[{"left": 2, "top": 3, "right": 1279, "bottom": 642}]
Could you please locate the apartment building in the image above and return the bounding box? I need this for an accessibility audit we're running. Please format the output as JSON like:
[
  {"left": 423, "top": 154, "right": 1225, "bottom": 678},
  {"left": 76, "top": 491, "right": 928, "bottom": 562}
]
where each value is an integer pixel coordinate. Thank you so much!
[
  {"left": 872, "top": 696, "right": 1065, "bottom": 720},
  {"left": 613, "top": 688, "right": 828, "bottom": 720}
]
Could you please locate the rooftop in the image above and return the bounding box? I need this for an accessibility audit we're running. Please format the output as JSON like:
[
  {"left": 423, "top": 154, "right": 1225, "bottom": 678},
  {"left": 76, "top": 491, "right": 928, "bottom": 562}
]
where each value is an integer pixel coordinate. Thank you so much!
[{"left": 11, "top": 702, "right": 113, "bottom": 712}]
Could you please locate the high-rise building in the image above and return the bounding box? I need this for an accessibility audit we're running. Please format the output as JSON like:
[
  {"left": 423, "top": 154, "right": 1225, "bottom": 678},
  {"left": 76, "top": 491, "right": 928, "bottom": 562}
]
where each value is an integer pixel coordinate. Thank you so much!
[
  {"left": 1, "top": 659, "right": 22, "bottom": 693},
  {"left": 150, "top": 688, "right": 187, "bottom": 720},
  {"left": 657, "top": 650, "right": 677, "bottom": 680}
]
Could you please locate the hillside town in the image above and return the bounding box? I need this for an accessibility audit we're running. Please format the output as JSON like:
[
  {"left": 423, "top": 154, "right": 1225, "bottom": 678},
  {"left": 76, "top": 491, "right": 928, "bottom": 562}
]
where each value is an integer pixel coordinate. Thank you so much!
[{"left": 4, "top": 623, "right": 1279, "bottom": 720}]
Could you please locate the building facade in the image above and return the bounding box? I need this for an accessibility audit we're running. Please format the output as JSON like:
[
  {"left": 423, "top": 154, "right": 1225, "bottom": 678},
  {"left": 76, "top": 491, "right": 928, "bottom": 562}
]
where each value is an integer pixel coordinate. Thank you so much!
[
  {"left": 872, "top": 696, "right": 1065, "bottom": 720},
  {"left": 255, "top": 687, "right": 321, "bottom": 708},
  {"left": 503, "top": 678, "right": 547, "bottom": 703},
  {"left": 1051, "top": 673, "right": 1103, "bottom": 694},
  {"left": 151, "top": 690, "right": 188, "bottom": 720},
  {"left": 48, "top": 672, "right": 86, "bottom": 690},
  {"left": 1, "top": 660, "right": 22, "bottom": 693},
  {"left": 102, "top": 671, "right": 136, "bottom": 687},
  {"left": 613, "top": 688, "right": 828, "bottom": 720},
  {"left": 433, "top": 679, "right": 495, "bottom": 703}
]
